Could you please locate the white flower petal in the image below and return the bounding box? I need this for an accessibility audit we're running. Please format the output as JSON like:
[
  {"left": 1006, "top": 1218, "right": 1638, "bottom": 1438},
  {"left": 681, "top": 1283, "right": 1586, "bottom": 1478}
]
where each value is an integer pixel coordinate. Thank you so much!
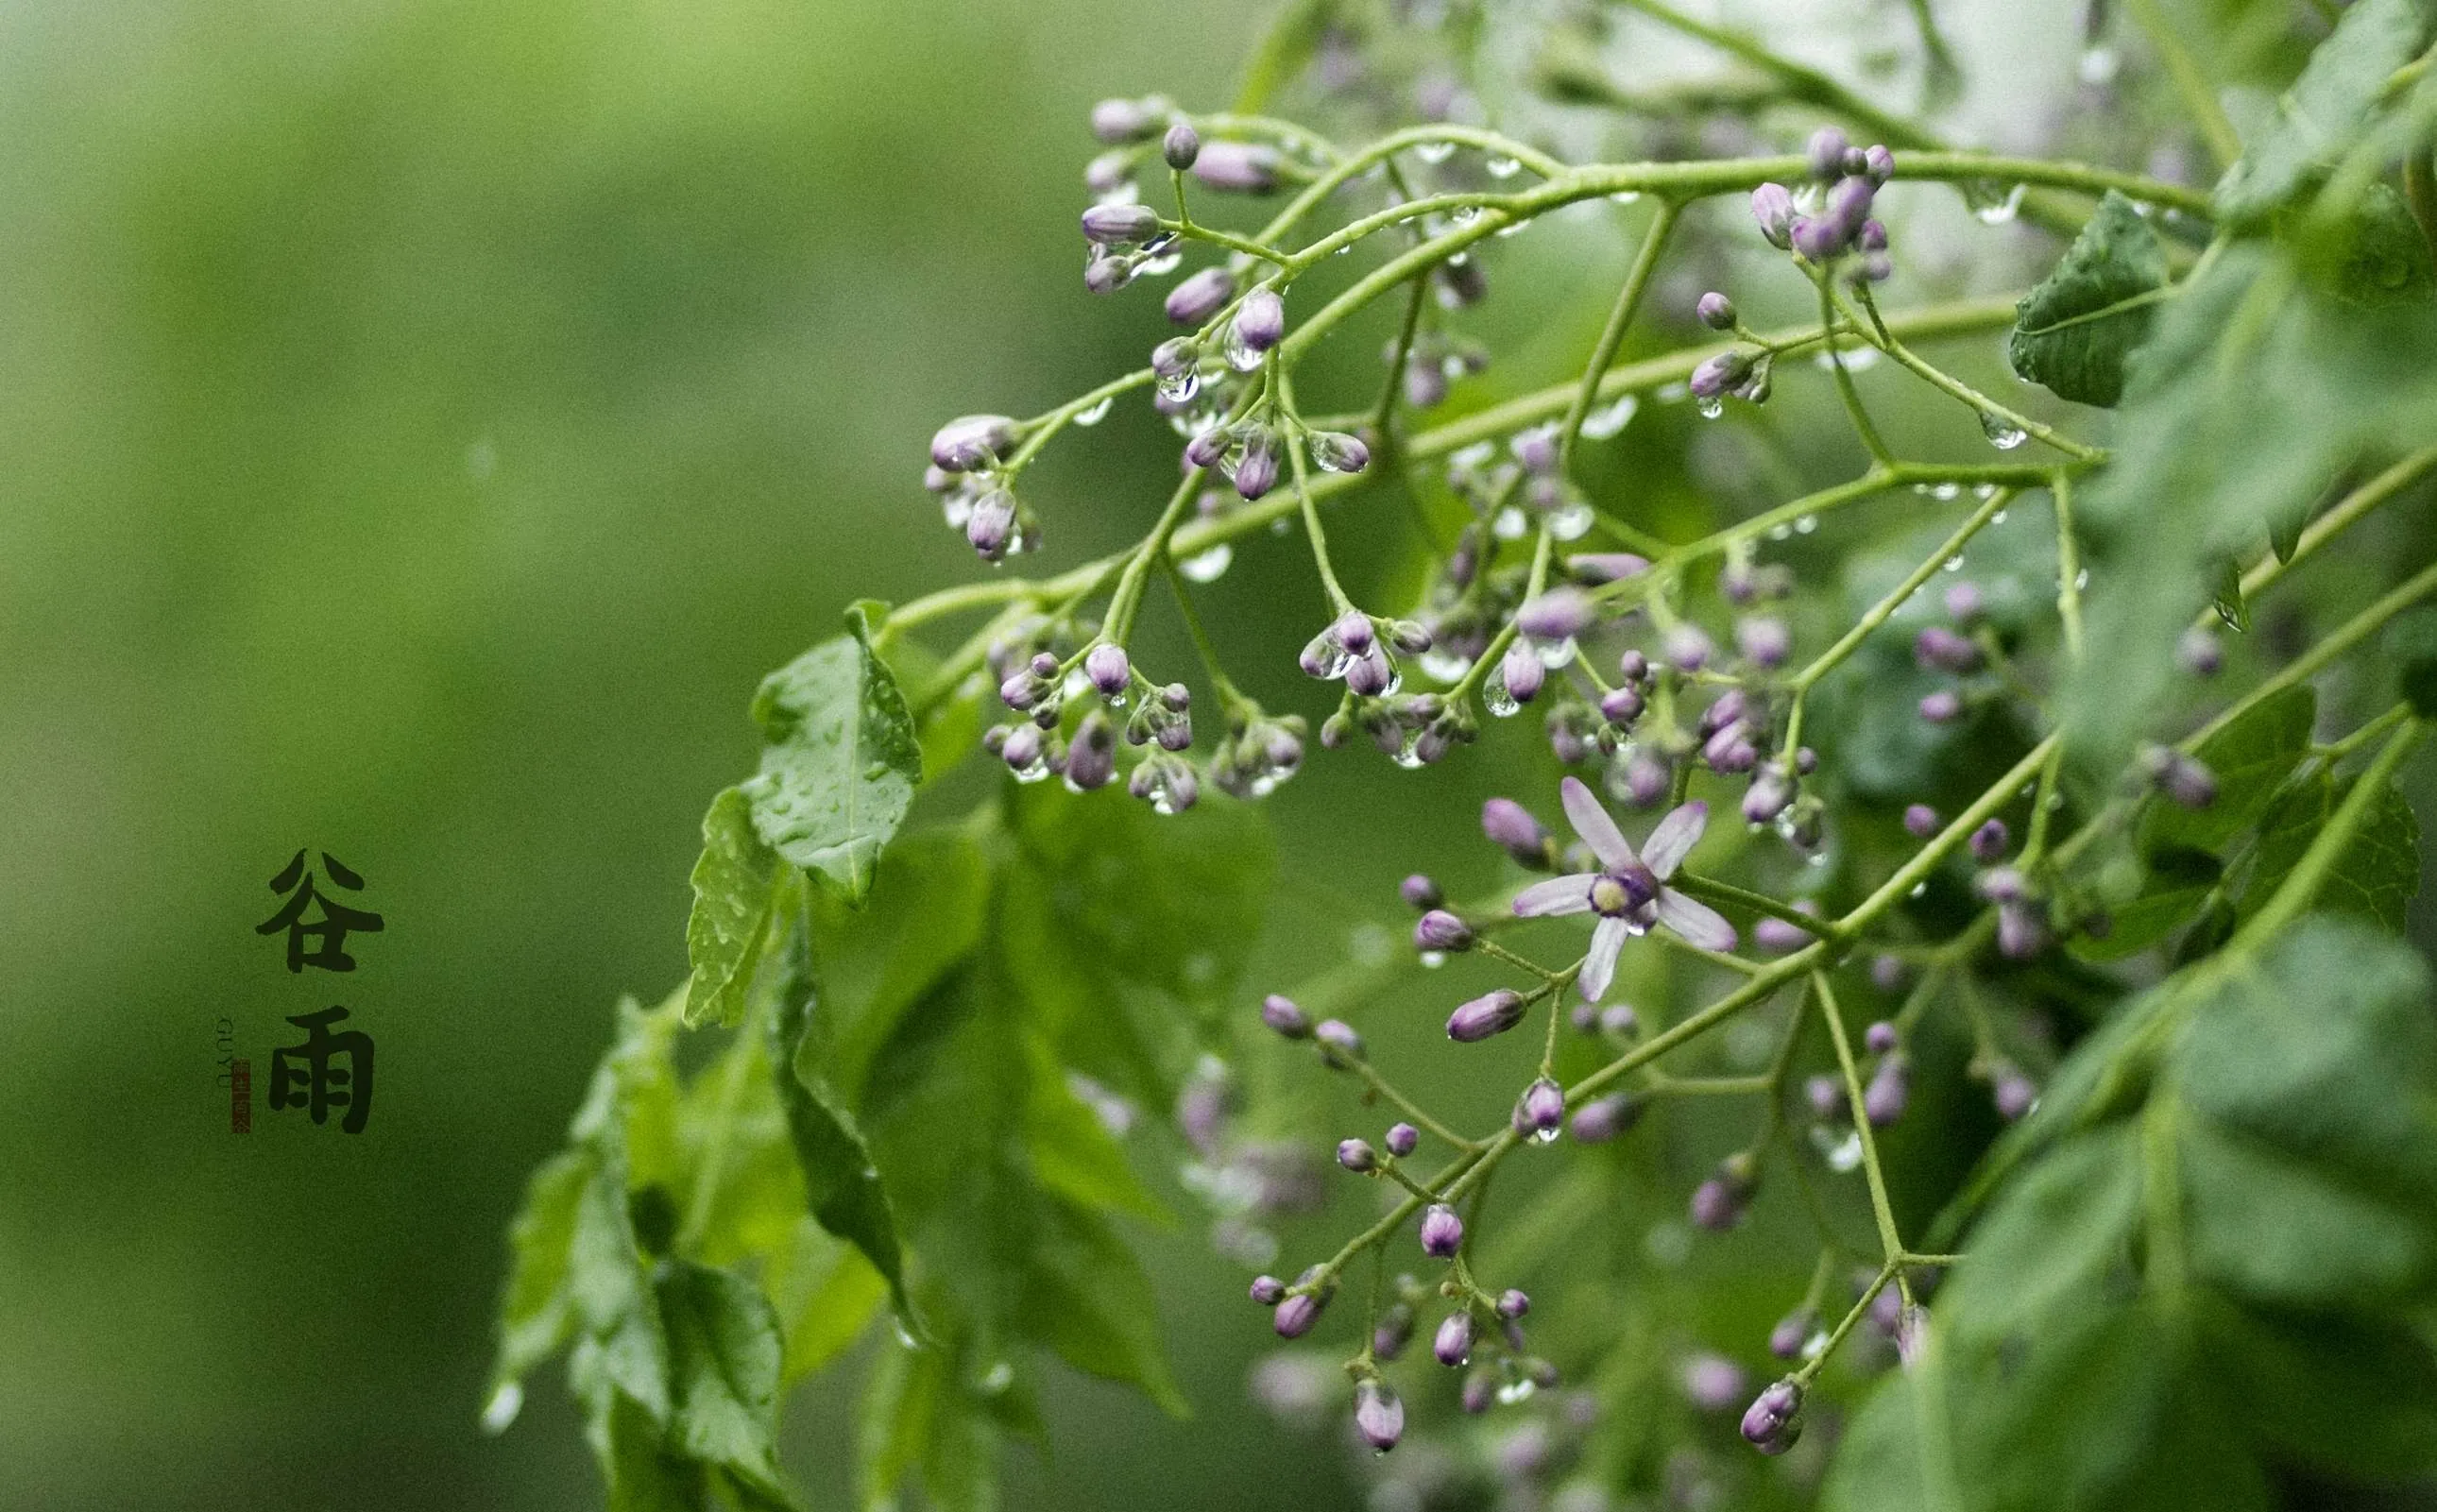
[
  {"left": 1656, "top": 887, "right": 1738, "bottom": 953},
  {"left": 1641, "top": 800, "right": 1710, "bottom": 880},
  {"left": 1579, "top": 916, "right": 1628, "bottom": 1002},
  {"left": 1559, "top": 775, "right": 1637, "bottom": 871},
  {"left": 1512, "top": 875, "right": 1597, "bottom": 918}
]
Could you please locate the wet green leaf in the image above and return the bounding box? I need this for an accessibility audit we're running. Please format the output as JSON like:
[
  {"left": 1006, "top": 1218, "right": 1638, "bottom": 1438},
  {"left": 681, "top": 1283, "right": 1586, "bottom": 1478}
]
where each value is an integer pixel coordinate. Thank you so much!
[
  {"left": 743, "top": 604, "right": 921, "bottom": 902},
  {"left": 2007, "top": 191, "right": 2168, "bottom": 407},
  {"left": 684, "top": 787, "right": 779, "bottom": 1028}
]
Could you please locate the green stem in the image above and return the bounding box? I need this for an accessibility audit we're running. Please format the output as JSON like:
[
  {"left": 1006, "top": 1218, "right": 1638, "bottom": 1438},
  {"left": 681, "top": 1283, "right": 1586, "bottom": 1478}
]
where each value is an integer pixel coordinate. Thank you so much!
[
  {"left": 1815, "top": 972, "right": 1908, "bottom": 1267},
  {"left": 2053, "top": 471, "right": 2087, "bottom": 661},
  {"left": 1789, "top": 486, "right": 2014, "bottom": 692},
  {"left": 2196, "top": 447, "right": 2437, "bottom": 633},
  {"left": 1558, "top": 202, "right": 1679, "bottom": 472},
  {"left": 2187, "top": 557, "right": 2437, "bottom": 748}
]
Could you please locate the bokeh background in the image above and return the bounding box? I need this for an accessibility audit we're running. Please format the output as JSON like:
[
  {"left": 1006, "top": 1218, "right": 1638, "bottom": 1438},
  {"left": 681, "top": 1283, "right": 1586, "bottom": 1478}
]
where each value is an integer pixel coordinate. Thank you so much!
[{"left": 6, "top": 0, "right": 2428, "bottom": 1508}]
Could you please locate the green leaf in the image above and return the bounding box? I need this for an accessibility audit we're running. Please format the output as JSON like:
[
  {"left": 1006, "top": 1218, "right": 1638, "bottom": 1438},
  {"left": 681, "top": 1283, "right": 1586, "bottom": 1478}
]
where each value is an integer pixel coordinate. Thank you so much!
[
  {"left": 657, "top": 1259, "right": 797, "bottom": 1508},
  {"left": 2389, "top": 606, "right": 2437, "bottom": 716},
  {"left": 805, "top": 828, "right": 994, "bottom": 1103},
  {"left": 2233, "top": 770, "right": 2421, "bottom": 930},
  {"left": 673, "top": 1029, "right": 805, "bottom": 1268},
  {"left": 1024, "top": 1038, "right": 1169, "bottom": 1228},
  {"left": 685, "top": 788, "right": 779, "bottom": 1028},
  {"left": 1014, "top": 1198, "right": 1189, "bottom": 1418},
  {"left": 2202, "top": 1300, "right": 2437, "bottom": 1481},
  {"left": 742, "top": 604, "right": 921, "bottom": 903},
  {"left": 579, "top": 1378, "right": 707, "bottom": 1512},
  {"left": 2064, "top": 245, "right": 2437, "bottom": 761},
  {"left": 2216, "top": 0, "right": 2437, "bottom": 224},
  {"left": 1938, "top": 1126, "right": 2141, "bottom": 1346},
  {"left": 2139, "top": 685, "right": 2315, "bottom": 857},
  {"left": 868, "top": 632, "right": 983, "bottom": 789},
  {"left": 2007, "top": 191, "right": 2169, "bottom": 407},
  {"left": 768, "top": 905, "right": 913, "bottom": 1323},
  {"left": 487, "top": 1149, "right": 591, "bottom": 1413},
  {"left": 2171, "top": 918, "right": 2437, "bottom": 1305},
  {"left": 766, "top": 1219, "right": 888, "bottom": 1384},
  {"left": 859, "top": 1336, "right": 1000, "bottom": 1512},
  {"left": 569, "top": 1164, "right": 673, "bottom": 1424}
]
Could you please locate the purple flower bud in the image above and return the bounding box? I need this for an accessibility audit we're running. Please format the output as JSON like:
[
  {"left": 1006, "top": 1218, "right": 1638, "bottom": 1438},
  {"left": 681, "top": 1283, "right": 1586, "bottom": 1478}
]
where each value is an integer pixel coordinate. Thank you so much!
[
  {"left": 1500, "top": 642, "right": 1546, "bottom": 705},
  {"left": 1599, "top": 685, "right": 1645, "bottom": 724},
  {"left": 1162, "top": 121, "right": 1201, "bottom": 171},
  {"left": 2142, "top": 745, "right": 2218, "bottom": 809},
  {"left": 1977, "top": 865, "right": 2026, "bottom": 904},
  {"left": 1865, "top": 1054, "right": 1909, "bottom": 1127},
  {"left": 1333, "top": 609, "right": 1374, "bottom": 655},
  {"left": 1690, "top": 350, "right": 1754, "bottom": 399},
  {"left": 1166, "top": 265, "right": 1236, "bottom": 325},
  {"left": 1622, "top": 754, "right": 1670, "bottom": 807},
  {"left": 966, "top": 489, "right": 1018, "bottom": 561},
  {"left": 930, "top": 414, "right": 1017, "bottom": 472},
  {"left": 1568, "top": 1092, "right": 1641, "bottom": 1144},
  {"left": 1858, "top": 218, "right": 1888, "bottom": 252},
  {"left": 1696, "top": 291, "right": 1737, "bottom": 331},
  {"left": 1261, "top": 993, "right": 1311, "bottom": 1039},
  {"left": 1065, "top": 708, "right": 1118, "bottom": 790},
  {"left": 1864, "top": 1019, "right": 1900, "bottom": 1055},
  {"left": 1404, "top": 359, "right": 1448, "bottom": 409},
  {"left": 1447, "top": 989, "right": 1527, "bottom": 1044},
  {"left": 1997, "top": 898, "right": 2046, "bottom": 960},
  {"left": 1234, "top": 287, "right": 1287, "bottom": 352},
  {"left": 1150, "top": 337, "right": 1199, "bottom": 380},
  {"left": 1083, "top": 149, "right": 1131, "bottom": 196},
  {"left": 1273, "top": 1291, "right": 1325, "bottom": 1337},
  {"left": 1515, "top": 586, "right": 1595, "bottom": 640},
  {"left": 1513, "top": 1077, "right": 1565, "bottom": 1139},
  {"left": 1437, "top": 256, "right": 1488, "bottom": 307},
  {"left": 1750, "top": 182, "right": 1796, "bottom": 248},
  {"left": 1251, "top": 1274, "right": 1286, "bottom": 1305},
  {"left": 1415, "top": 909, "right": 1474, "bottom": 953},
  {"left": 1400, "top": 874, "right": 1442, "bottom": 910},
  {"left": 1743, "top": 771, "right": 1795, "bottom": 829},
  {"left": 1497, "top": 1289, "right": 1531, "bottom": 1320},
  {"left": 1918, "top": 689, "right": 1963, "bottom": 723},
  {"left": 1902, "top": 803, "right": 1939, "bottom": 838},
  {"left": 1703, "top": 722, "right": 1758, "bottom": 773},
  {"left": 1737, "top": 616, "right": 1791, "bottom": 669},
  {"left": 1372, "top": 1303, "right": 1414, "bottom": 1362},
  {"left": 1315, "top": 1018, "right": 1364, "bottom": 1062},
  {"left": 1807, "top": 127, "right": 1852, "bottom": 181},
  {"left": 1769, "top": 1309, "right": 1816, "bottom": 1360},
  {"left": 2178, "top": 627, "right": 2223, "bottom": 676},
  {"left": 1789, "top": 214, "right": 1841, "bottom": 262},
  {"left": 1420, "top": 1203, "right": 1464, "bottom": 1258},
  {"left": 1308, "top": 430, "right": 1371, "bottom": 474},
  {"left": 1089, "top": 96, "right": 1164, "bottom": 144},
  {"left": 1570, "top": 552, "right": 1652, "bottom": 585},
  {"left": 1183, "top": 424, "right": 1232, "bottom": 471},
  {"left": 1823, "top": 176, "right": 1876, "bottom": 239},
  {"left": 1460, "top": 1366, "right": 1496, "bottom": 1414},
  {"left": 1386, "top": 1122, "right": 1419, "bottom": 1158},
  {"left": 1865, "top": 144, "right": 1896, "bottom": 185},
  {"left": 1944, "top": 580, "right": 1983, "bottom": 621},
  {"left": 1344, "top": 647, "right": 1392, "bottom": 697},
  {"left": 1355, "top": 1383, "right": 1413, "bottom": 1451},
  {"left": 1753, "top": 913, "right": 1812, "bottom": 954},
  {"left": 1434, "top": 1311, "right": 1474, "bottom": 1367},
  {"left": 1805, "top": 1073, "right": 1844, "bottom": 1120},
  {"left": 1842, "top": 145, "right": 1871, "bottom": 178},
  {"left": 1969, "top": 818, "right": 2009, "bottom": 863},
  {"left": 1993, "top": 1064, "right": 2037, "bottom": 1121},
  {"left": 1914, "top": 625, "right": 1982, "bottom": 672},
  {"left": 1599, "top": 1004, "right": 1639, "bottom": 1036},
  {"left": 1482, "top": 798, "right": 1550, "bottom": 865},
  {"left": 1082, "top": 202, "right": 1162, "bottom": 246},
  {"left": 1664, "top": 624, "right": 1713, "bottom": 672},
  {"left": 1571, "top": 1000, "right": 1600, "bottom": 1032},
  {"left": 1084, "top": 643, "right": 1132, "bottom": 697},
  {"left": 1690, "top": 1160, "right": 1754, "bottom": 1232},
  {"left": 1871, "top": 953, "right": 1909, "bottom": 992},
  {"left": 1682, "top": 1352, "right": 1748, "bottom": 1411},
  {"left": 1191, "top": 140, "right": 1279, "bottom": 193},
  {"left": 999, "top": 723, "right": 1043, "bottom": 774},
  {"left": 1338, "top": 1138, "right": 1378, "bottom": 1174},
  {"left": 1741, "top": 1379, "right": 1804, "bottom": 1454},
  {"left": 1234, "top": 429, "right": 1280, "bottom": 501},
  {"left": 1696, "top": 688, "right": 1743, "bottom": 736}
]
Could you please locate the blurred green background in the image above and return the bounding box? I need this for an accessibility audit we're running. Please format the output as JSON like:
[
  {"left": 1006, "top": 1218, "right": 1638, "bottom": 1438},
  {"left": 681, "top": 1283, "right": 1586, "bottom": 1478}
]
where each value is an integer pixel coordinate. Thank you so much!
[{"left": 0, "top": 1, "right": 1446, "bottom": 1505}]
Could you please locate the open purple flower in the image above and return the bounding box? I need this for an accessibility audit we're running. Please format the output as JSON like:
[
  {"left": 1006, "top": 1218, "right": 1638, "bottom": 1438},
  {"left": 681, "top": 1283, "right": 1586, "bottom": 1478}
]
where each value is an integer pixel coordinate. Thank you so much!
[{"left": 1510, "top": 777, "right": 1740, "bottom": 999}]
